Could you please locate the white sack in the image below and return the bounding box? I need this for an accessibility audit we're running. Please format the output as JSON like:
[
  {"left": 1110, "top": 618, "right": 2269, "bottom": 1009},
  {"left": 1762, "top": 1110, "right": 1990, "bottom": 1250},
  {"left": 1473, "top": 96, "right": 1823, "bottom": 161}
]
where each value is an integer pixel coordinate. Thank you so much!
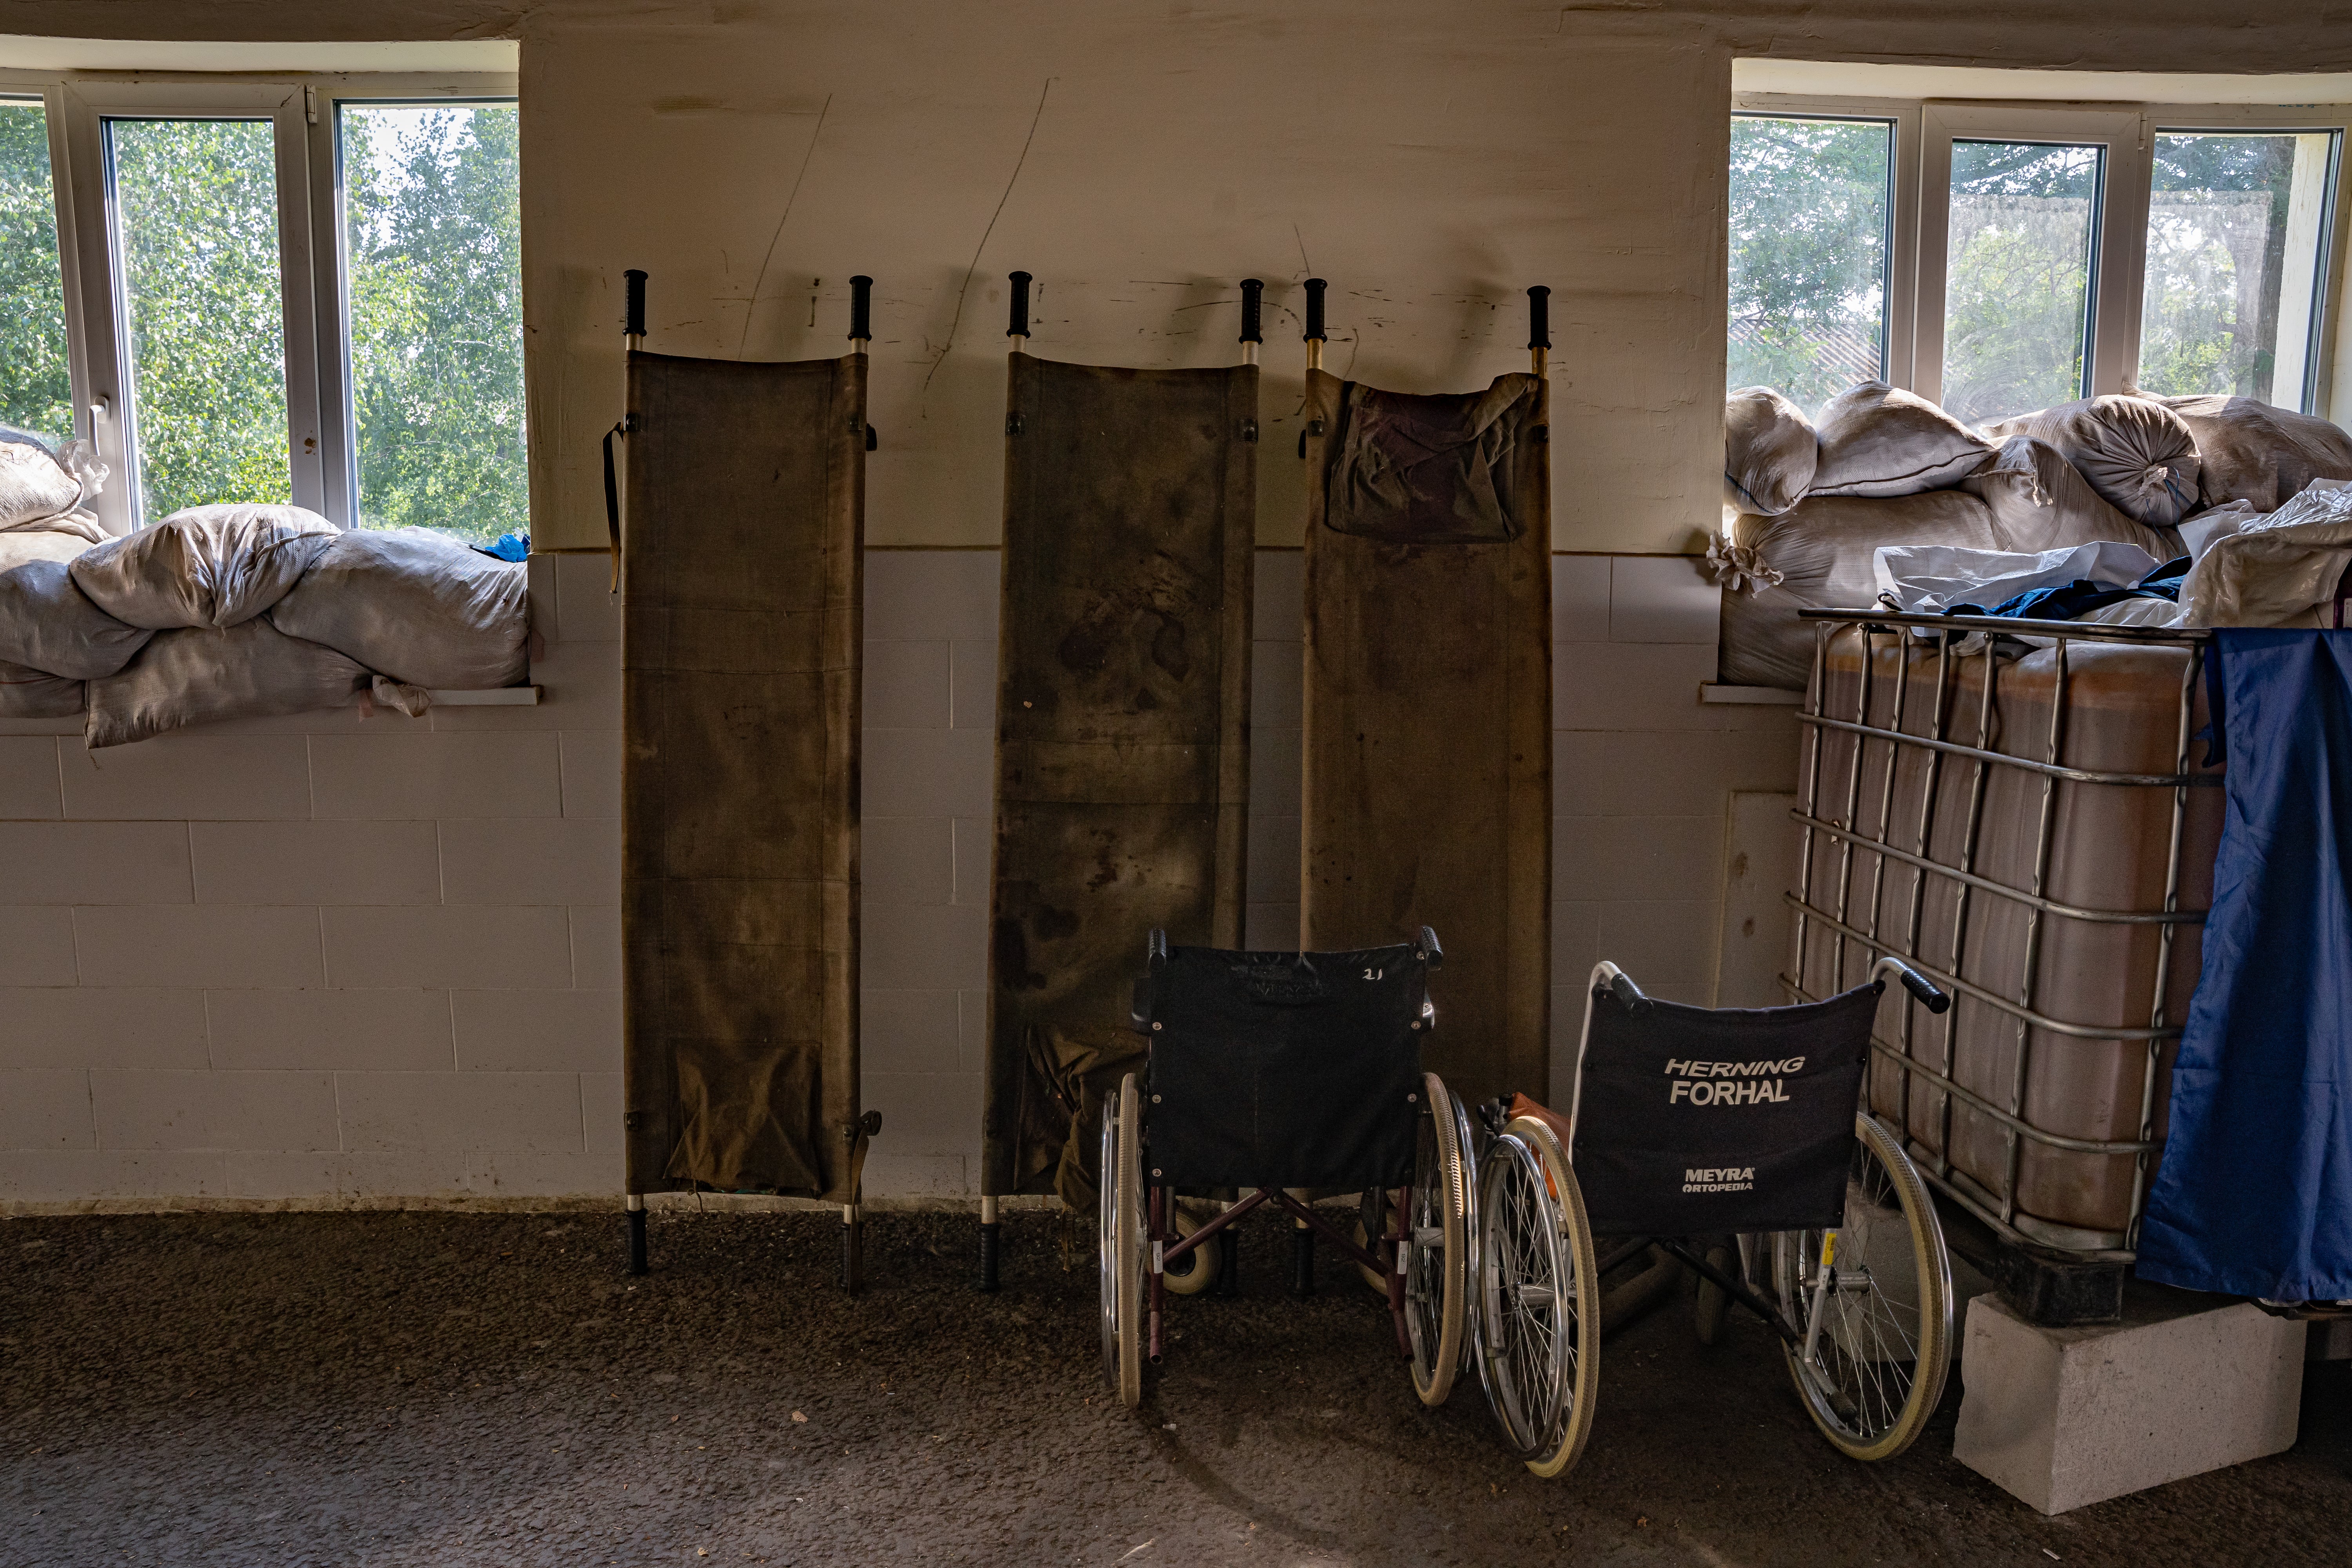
[
  {"left": 0, "top": 428, "right": 87, "bottom": 530},
  {"left": 1724, "top": 387, "right": 1818, "bottom": 516},
  {"left": 70, "top": 503, "right": 339, "bottom": 630},
  {"left": 1981, "top": 396, "right": 2201, "bottom": 530},
  {"left": 0, "top": 534, "right": 154, "bottom": 679},
  {"left": 2177, "top": 501, "right": 2262, "bottom": 565},
  {"left": 2159, "top": 394, "right": 2352, "bottom": 512},
  {"left": 1718, "top": 490, "right": 2001, "bottom": 689},
  {"left": 267, "top": 528, "right": 527, "bottom": 689},
  {"left": 2178, "top": 485, "right": 2352, "bottom": 629},
  {"left": 1809, "top": 381, "right": 1995, "bottom": 499},
  {"left": 1960, "top": 436, "right": 2179, "bottom": 557},
  {"left": 85, "top": 619, "right": 368, "bottom": 749},
  {"left": 1873, "top": 541, "right": 2164, "bottom": 615},
  {"left": 0, "top": 658, "right": 83, "bottom": 718}
]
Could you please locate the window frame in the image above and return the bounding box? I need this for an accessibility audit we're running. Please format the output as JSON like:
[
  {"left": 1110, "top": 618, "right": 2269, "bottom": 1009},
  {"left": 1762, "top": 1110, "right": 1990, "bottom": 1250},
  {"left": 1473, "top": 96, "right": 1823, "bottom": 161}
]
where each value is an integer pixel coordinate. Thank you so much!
[
  {"left": 1733, "top": 92, "right": 2352, "bottom": 421},
  {"left": 0, "top": 67, "right": 519, "bottom": 535}
]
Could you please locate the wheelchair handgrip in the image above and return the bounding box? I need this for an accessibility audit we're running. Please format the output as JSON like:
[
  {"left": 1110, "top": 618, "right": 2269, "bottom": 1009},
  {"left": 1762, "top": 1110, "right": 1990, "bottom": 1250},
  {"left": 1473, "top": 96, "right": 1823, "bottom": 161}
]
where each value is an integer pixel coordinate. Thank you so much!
[
  {"left": 1896, "top": 966, "right": 1951, "bottom": 1014},
  {"left": 1608, "top": 972, "right": 1650, "bottom": 1014},
  {"left": 1417, "top": 925, "right": 1443, "bottom": 969}
]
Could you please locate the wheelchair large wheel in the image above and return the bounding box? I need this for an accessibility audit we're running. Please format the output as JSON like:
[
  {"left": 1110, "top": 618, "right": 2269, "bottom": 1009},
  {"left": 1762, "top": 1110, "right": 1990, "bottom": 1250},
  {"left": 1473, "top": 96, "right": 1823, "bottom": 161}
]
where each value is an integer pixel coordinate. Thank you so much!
[
  {"left": 1098, "top": 1074, "right": 1145, "bottom": 1408},
  {"left": 1770, "top": 1113, "right": 1953, "bottom": 1461},
  {"left": 1405, "top": 1073, "right": 1468, "bottom": 1405},
  {"left": 1476, "top": 1114, "right": 1599, "bottom": 1479}
]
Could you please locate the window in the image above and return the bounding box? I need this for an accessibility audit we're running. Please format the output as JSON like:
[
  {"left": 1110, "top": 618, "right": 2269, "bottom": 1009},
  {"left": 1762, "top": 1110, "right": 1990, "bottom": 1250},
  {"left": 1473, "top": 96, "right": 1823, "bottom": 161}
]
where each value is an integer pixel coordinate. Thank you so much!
[
  {"left": 8, "top": 71, "right": 521, "bottom": 539},
  {"left": 1731, "top": 95, "right": 2352, "bottom": 422}
]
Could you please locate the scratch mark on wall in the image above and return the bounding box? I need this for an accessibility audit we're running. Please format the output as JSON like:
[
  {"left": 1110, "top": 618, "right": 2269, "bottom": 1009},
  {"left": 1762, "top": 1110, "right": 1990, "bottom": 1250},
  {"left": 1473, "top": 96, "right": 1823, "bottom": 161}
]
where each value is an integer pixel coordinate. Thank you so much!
[
  {"left": 922, "top": 78, "right": 1054, "bottom": 404},
  {"left": 1293, "top": 223, "right": 1312, "bottom": 275},
  {"left": 737, "top": 93, "right": 833, "bottom": 358}
]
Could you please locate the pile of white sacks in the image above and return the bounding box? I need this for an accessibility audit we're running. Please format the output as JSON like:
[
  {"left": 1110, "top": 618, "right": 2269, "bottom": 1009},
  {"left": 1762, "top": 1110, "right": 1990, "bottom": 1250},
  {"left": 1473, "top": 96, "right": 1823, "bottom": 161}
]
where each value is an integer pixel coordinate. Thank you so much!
[
  {"left": 1717, "top": 382, "right": 2352, "bottom": 687},
  {"left": 0, "top": 431, "right": 527, "bottom": 747}
]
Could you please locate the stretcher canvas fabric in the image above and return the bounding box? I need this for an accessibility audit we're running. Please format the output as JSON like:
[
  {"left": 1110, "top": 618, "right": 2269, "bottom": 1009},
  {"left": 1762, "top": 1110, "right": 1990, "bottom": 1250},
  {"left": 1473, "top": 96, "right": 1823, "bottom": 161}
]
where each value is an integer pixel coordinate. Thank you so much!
[
  {"left": 1302, "top": 368, "right": 1550, "bottom": 1107},
  {"left": 621, "top": 350, "right": 864, "bottom": 1203},
  {"left": 2138, "top": 630, "right": 2352, "bottom": 1301},
  {"left": 982, "top": 354, "right": 1255, "bottom": 1208},
  {"left": 1139, "top": 943, "right": 1426, "bottom": 1191},
  {"left": 1569, "top": 984, "right": 1877, "bottom": 1235}
]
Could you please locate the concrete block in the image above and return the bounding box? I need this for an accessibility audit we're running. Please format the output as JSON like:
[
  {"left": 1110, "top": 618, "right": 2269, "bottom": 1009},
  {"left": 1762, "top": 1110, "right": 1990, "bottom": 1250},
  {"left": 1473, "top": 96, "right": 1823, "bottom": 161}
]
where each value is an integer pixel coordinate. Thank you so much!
[
  {"left": 1954, "top": 1287, "right": 2306, "bottom": 1514},
  {"left": 1552, "top": 900, "right": 1603, "bottom": 980},
  {"left": 950, "top": 816, "right": 991, "bottom": 906},
  {"left": 92, "top": 1069, "right": 340, "bottom": 1152},
  {"left": 1717, "top": 791, "right": 1800, "bottom": 1009},
  {"left": 1610, "top": 555, "right": 1720, "bottom": 644},
  {"left": 569, "top": 906, "right": 622, "bottom": 990},
  {"left": 862, "top": 902, "right": 987, "bottom": 991},
  {"left": 948, "top": 638, "right": 996, "bottom": 730},
  {"left": 1555, "top": 814, "right": 1724, "bottom": 903},
  {"left": 0, "top": 1150, "right": 229, "bottom": 1204},
  {"left": 0, "top": 820, "right": 192, "bottom": 905},
  {"left": 862, "top": 1152, "right": 970, "bottom": 1201},
  {"left": 75, "top": 905, "right": 324, "bottom": 989},
  {"left": 1249, "top": 724, "right": 1303, "bottom": 818},
  {"left": 864, "top": 640, "right": 951, "bottom": 729},
  {"left": 0, "top": 986, "right": 210, "bottom": 1070},
  {"left": 320, "top": 905, "right": 574, "bottom": 990},
  {"left": 559, "top": 730, "right": 621, "bottom": 820},
  {"left": 864, "top": 549, "right": 998, "bottom": 643},
  {"left": 864, "top": 817, "right": 954, "bottom": 904},
  {"left": 439, "top": 817, "right": 621, "bottom": 906},
  {"left": 1246, "top": 813, "right": 1301, "bottom": 902},
  {"left": 526, "top": 552, "right": 559, "bottom": 644},
  {"left": 0, "top": 735, "right": 59, "bottom": 817},
  {"left": 1555, "top": 731, "right": 1736, "bottom": 818},
  {"left": 551, "top": 551, "right": 620, "bottom": 643},
  {"left": 310, "top": 731, "right": 563, "bottom": 819},
  {"left": 0, "top": 1069, "right": 94, "bottom": 1150},
  {"left": 191, "top": 820, "right": 441, "bottom": 905},
  {"left": 863, "top": 988, "right": 962, "bottom": 1074},
  {"left": 452, "top": 988, "right": 620, "bottom": 1073},
  {"left": 0, "top": 906, "right": 77, "bottom": 985},
  {"left": 59, "top": 735, "right": 312, "bottom": 820},
  {"left": 862, "top": 726, "right": 991, "bottom": 819},
  {"left": 1251, "top": 639, "right": 1303, "bottom": 729},
  {"left": 430, "top": 637, "right": 618, "bottom": 731},
  {"left": 207, "top": 987, "right": 455, "bottom": 1072},
  {"left": 1254, "top": 548, "right": 1303, "bottom": 642},
  {"left": 335, "top": 1069, "right": 585, "bottom": 1154},
  {"left": 581, "top": 1070, "right": 622, "bottom": 1155},
  {"left": 1554, "top": 642, "right": 1722, "bottom": 731},
  {"left": 1552, "top": 555, "right": 1610, "bottom": 641},
  {"left": 861, "top": 1070, "right": 982, "bottom": 1154}
]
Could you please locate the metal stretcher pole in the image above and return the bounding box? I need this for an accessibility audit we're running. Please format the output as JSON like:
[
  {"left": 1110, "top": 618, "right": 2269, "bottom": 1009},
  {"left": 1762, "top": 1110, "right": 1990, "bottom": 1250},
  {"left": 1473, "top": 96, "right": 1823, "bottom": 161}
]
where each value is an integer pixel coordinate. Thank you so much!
[
  {"left": 1527, "top": 285, "right": 1550, "bottom": 377},
  {"left": 1303, "top": 277, "right": 1326, "bottom": 372},
  {"left": 620, "top": 267, "right": 648, "bottom": 1276}
]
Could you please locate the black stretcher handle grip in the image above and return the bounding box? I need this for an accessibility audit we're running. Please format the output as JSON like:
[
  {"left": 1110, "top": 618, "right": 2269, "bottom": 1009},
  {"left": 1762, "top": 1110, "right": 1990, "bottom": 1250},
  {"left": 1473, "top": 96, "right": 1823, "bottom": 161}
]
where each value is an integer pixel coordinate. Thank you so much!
[
  {"left": 1147, "top": 927, "right": 1169, "bottom": 968},
  {"left": 1884, "top": 958, "right": 1952, "bottom": 1014},
  {"left": 1526, "top": 285, "right": 1550, "bottom": 351},
  {"left": 1303, "top": 278, "right": 1327, "bottom": 342},
  {"left": 1239, "top": 278, "right": 1263, "bottom": 344},
  {"left": 849, "top": 275, "right": 872, "bottom": 341},
  {"left": 1608, "top": 971, "right": 1650, "bottom": 1014},
  {"left": 1417, "top": 926, "right": 1443, "bottom": 969},
  {"left": 624, "top": 270, "right": 647, "bottom": 338},
  {"left": 1007, "top": 271, "right": 1031, "bottom": 338}
]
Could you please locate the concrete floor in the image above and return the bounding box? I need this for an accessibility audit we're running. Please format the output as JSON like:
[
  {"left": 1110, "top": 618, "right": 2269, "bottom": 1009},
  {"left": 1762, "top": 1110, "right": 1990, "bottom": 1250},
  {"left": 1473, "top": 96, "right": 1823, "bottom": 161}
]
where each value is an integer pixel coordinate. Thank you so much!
[{"left": 5, "top": 1207, "right": 2347, "bottom": 1566}]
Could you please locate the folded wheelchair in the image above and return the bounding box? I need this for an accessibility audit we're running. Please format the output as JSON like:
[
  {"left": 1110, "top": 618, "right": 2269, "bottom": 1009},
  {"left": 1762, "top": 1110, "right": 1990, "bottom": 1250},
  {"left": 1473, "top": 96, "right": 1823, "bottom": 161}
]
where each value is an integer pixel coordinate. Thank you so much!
[
  {"left": 1102, "top": 928, "right": 1475, "bottom": 1410},
  {"left": 1479, "top": 953, "right": 1959, "bottom": 1474}
]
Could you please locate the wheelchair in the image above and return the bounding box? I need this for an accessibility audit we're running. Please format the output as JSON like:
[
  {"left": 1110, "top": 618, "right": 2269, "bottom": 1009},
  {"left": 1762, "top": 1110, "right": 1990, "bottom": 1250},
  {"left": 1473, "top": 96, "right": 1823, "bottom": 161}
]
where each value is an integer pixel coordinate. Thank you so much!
[
  {"left": 1101, "top": 927, "right": 1477, "bottom": 1410},
  {"left": 1476, "top": 953, "right": 1958, "bottom": 1475}
]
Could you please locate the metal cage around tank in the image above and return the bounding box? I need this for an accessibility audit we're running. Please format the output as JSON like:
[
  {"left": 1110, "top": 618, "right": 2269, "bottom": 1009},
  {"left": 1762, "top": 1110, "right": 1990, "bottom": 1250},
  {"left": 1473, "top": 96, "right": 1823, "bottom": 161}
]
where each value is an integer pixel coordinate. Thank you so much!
[{"left": 1782, "top": 607, "right": 2222, "bottom": 1266}]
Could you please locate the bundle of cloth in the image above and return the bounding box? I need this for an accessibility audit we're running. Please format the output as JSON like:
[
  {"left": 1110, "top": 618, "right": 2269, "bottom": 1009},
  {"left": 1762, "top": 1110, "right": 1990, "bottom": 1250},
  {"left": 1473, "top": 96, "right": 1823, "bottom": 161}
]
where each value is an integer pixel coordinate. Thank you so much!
[
  {"left": 0, "top": 430, "right": 528, "bottom": 748},
  {"left": 1715, "top": 381, "right": 2352, "bottom": 687}
]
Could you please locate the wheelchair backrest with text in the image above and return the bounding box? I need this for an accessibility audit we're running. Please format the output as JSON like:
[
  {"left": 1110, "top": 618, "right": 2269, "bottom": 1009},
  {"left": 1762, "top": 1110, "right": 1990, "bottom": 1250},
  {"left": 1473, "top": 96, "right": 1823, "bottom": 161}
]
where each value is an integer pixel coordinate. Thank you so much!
[
  {"left": 1569, "top": 983, "right": 1878, "bottom": 1235},
  {"left": 1134, "top": 942, "right": 1432, "bottom": 1191}
]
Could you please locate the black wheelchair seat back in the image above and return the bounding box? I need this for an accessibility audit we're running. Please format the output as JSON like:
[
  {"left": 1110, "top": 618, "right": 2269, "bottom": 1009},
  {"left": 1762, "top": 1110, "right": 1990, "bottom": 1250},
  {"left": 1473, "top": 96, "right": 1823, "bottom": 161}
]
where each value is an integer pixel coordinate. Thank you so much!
[
  {"left": 1133, "top": 938, "right": 1435, "bottom": 1191},
  {"left": 1569, "top": 982, "right": 1879, "bottom": 1236}
]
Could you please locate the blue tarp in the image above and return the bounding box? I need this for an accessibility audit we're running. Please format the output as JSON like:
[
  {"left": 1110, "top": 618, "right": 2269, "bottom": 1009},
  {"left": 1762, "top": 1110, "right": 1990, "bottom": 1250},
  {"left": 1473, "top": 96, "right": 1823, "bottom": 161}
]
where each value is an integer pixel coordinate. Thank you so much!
[{"left": 2138, "top": 629, "right": 2352, "bottom": 1301}]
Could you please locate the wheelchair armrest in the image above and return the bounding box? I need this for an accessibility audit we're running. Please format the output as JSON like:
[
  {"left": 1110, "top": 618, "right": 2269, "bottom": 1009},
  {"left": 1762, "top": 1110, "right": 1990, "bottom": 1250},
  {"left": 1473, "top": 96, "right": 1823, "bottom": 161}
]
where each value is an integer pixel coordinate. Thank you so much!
[{"left": 1417, "top": 926, "right": 1443, "bottom": 969}]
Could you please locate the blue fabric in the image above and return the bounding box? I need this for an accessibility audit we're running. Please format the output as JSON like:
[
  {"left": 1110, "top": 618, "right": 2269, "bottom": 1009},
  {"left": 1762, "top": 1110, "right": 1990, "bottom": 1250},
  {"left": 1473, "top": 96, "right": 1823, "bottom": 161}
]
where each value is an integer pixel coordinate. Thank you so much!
[
  {"left": 472, "top": 532, "right": 530, "bottom": 563},
  {"left": 2138, "top": 630, "right": 2352, "bottom": 1300},
  {"left": 1948, "top": 557, "right": 2191, "bottom": 622}
]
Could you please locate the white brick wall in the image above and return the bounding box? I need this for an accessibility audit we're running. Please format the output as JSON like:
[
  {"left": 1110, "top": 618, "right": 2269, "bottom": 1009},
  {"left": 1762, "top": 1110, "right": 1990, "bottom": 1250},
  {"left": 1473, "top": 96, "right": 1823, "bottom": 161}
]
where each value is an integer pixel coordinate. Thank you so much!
[{"left": 0, "top": 547, "right": 1796, "bottom": 1209}]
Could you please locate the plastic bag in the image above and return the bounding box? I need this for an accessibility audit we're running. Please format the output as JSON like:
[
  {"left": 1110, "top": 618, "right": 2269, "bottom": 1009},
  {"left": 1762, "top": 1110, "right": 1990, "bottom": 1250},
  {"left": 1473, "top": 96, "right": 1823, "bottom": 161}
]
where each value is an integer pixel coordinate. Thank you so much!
[
  {"left": 2179, "top": 486, "right": 2352, "bottom": 629},
  {"left": 1873, "top": 540, "right": 2165, "bottom": 615}
]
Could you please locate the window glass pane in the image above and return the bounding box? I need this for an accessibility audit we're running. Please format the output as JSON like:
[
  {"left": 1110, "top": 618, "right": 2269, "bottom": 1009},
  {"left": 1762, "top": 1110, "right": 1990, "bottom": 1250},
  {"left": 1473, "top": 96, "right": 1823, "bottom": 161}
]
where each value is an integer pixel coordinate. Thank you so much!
[
  {"left": 1728, "top": 116, "right": 1892, "bottom": 415},
  {"left": 2139, "top": 131, "right": 2338, "bottom": 411},
  {"left": 1942, "top": 140, "right": 2102, "bottom": 423},
  {"left": 109, "top": 118, "right": 290, "bottom": 523},
  {"left": 341, "top": 103, "right": 524, "bottom": 542},
  {"left": 0, "top": 100, "right": 72, "bottom": 448}
]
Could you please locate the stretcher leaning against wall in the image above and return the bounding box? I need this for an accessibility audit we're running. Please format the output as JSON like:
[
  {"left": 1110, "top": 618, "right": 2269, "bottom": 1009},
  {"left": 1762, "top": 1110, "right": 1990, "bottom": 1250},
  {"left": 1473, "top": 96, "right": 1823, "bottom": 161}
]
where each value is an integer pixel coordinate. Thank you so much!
[{"left": 611, "top": 271, "right": 879, "bottom": 1289}]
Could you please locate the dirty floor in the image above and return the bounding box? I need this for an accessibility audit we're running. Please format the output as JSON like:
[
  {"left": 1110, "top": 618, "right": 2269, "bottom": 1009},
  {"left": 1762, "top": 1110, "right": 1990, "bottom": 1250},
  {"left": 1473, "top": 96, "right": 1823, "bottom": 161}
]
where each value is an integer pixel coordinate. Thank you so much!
[{"left": 4, "top": 1208, "right": 2346, "bottom": 1566}]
